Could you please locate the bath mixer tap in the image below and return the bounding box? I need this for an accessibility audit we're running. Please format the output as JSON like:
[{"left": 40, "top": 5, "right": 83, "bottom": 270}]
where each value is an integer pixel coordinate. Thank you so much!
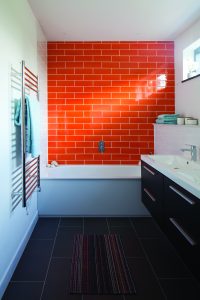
[
  {"left": 98, "top": 141, "right": 105, "bottom": 153},
  {"left": 181, "top": 144, "right": 198, "bottom": 161}
]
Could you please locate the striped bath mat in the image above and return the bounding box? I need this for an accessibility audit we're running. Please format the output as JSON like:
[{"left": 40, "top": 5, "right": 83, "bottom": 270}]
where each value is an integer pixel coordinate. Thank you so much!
[{"left": 69, "top": 234, "right": 136, "bottom": 295}]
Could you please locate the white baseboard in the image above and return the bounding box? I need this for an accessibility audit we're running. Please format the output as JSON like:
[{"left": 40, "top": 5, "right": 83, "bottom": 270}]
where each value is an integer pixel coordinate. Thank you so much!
[{"left": 0, "top": 213, "right": 38, "bottom": 299}]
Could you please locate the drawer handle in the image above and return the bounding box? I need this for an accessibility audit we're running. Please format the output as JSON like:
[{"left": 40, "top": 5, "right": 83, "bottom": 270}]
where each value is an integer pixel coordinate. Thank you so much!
[
  {"left": 169, "top": 218, "right": 196, "bottom": 246},
  {"left": 169, "top": 185, "right": 195, "bottom": 205},
  {"left": 144, "top": 188, "right": 156, "bottom": 202},
  {"left": 143, "top": 165, "right": 155, "bottom": 176}
]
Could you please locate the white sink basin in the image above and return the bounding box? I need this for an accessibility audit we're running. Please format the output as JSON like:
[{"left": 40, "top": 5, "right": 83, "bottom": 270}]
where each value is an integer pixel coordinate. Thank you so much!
[
  {"left": 176, "top": 169, "right": 200, "bottom": 184},
  {"left": 149, "top": 155, "right": 200, "bottom": 169},
  {"left": 148, "top": 155, "right": 200, "bottom": 184},
  {"left": 141, "top": 154, "right": 200, "bottom": 198}
]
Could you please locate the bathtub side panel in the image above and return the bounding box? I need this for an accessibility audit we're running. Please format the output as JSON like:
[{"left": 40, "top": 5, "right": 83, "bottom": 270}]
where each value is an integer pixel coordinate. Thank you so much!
[{"left": 38, "top": 179, "right": 149, "bottom": 216}]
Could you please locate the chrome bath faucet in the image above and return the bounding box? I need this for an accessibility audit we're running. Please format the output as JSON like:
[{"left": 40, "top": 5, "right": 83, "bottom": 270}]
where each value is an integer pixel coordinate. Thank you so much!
[{"left": 181, "top": 144, "right": 198, "bottom": 161}]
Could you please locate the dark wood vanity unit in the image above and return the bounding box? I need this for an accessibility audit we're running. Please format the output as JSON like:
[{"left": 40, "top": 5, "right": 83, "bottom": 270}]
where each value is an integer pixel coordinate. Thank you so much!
[
  {"left": 141, "top": 161, "right": 164, "bottom": 226},
  {"left": 141, "top": 160, "right": 200, "bottom": 280}
]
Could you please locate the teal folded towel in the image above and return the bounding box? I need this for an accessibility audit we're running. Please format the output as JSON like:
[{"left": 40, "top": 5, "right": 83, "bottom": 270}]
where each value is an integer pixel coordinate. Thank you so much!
[
  {"left": 156, "top": 119, "right": 177, "bottom": 124},
  {"left": 157, "top": 114, "right": 179, "bottom": 120},
  {"left": 14, "top": 99, "right": 21, "bottom": 126},
  {"left": 14, "top": 97, "right": 32, "bottom": 154},
  {"left": 30, "top": 94, "right": 40, "bottom": 157}
]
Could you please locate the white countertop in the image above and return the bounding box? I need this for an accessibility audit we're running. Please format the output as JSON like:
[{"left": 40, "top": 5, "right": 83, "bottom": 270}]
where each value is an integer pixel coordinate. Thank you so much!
[{"left": 141, "top": 155, "right": 200, "bottom": 199}]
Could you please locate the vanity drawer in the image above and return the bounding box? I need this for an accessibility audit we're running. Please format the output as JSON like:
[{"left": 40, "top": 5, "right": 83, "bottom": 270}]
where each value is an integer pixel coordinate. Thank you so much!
[
  {"left": 165, "top": 216, "right": 200, "bottom": 280},
  {"left": 142, "top": 183, "right": 163, "bottom": 223},
  {"left": 164, "top": 177, "right": 200, "bottom": 238},
  {"left": 141, "top": 161, "right": 163, "bottom": 199}
]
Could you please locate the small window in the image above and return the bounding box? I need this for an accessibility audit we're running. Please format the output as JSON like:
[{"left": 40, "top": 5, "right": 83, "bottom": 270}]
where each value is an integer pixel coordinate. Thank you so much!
[{"left": 183, "top": 38, "right": 200, "bottom": 81}]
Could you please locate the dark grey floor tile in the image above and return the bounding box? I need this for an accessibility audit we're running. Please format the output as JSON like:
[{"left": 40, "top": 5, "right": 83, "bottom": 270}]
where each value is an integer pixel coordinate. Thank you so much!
[
  {"left": 83, "top": 296, "right": 124, "bottom": 300},
  {"left": 110, "top": 227, "right": 144, "bottom": 258},
  {"left": 31, "top": 217, "right": 59, "bottom": 239},
  {"left": 131, "top": 217, "right": 163, "bottom": 238},
  {"left": 125, "top": 258, "right": 166, "bottom": 300},
  {"left": 107, "top": 217, "right": 132, "bottom": 228},
  {"left": 12, "top": 239, "right": 53, "bottom": 281},
  {"left": 53, "top": 227, "right": 82, "bottom": 258},
  {"left": 84, "top": 218, "right": 108, "bottom": 234},
  {"left": 141, "top": 238, "right": 191, "bottom": 278},
  {"left": 41, "top": 258, "right": 81, "bottom": 300},
  {"left": 2, "top": 282, "right": 43, "bottom": 300},
  {"left": 60, "top": 217, "right": 83, "bottom": 227},
  {"left": 160, "top": 278, "right": 200, "bottom": 300}
]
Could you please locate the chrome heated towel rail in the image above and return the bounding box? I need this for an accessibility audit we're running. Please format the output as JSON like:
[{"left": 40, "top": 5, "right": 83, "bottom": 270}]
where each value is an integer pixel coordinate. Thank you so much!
[{"left": 11, "top": 60, "right": 40, "bottom": 210}]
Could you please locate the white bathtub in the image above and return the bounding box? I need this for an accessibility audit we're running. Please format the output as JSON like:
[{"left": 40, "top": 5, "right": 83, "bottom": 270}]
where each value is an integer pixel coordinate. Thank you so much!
[
  {"left": 38, "top": 164, "right": 148, "bottom": 217},
  {"left": 41, "top": 164, "right": 141, "bottom": 179}
]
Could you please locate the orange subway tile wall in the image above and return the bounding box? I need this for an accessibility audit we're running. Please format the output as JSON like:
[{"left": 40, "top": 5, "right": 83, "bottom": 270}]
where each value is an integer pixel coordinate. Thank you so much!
[{"left": 48, "top": 41, "right": 175, "bottom": 165}]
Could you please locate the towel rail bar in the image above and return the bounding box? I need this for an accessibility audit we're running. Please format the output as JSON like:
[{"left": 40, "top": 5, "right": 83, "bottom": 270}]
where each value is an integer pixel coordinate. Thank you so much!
[
  {"left": 25, "top": 83, "right": 38, "bottom": 94},
  {"left": 25, "top": 156, "right": 38, "bottom": 167},
  {"left": 25, "top": 78, "right": 38, "bottom": 89},
  {"left": 11, "top": 61, "right": 40, "bottom": 210},
  {"left": 12, "top": 171, "right": 22, "bottom": 182},
  {"left": 26, "top": 169, "right": 38, "bottom": 184},
  {"left": 25, "top": 66, "right": 38, "bottom": 80},
  {"left": 25, "top": 72, "right": 38, "bottom": 84},
  {"left": 26, "top": 177, "right": 38, "bottom": 195},
  {"left": 17, "top": 61, "right": 40, "bottom": 208},
  {"left": 26, "top": 162, "right": 38, "bottom": 174},
  {"left": 26, "top": 173, "right": 38, "bottom": 190},
  {"left": 26, "top": 182, "right": 38, "bottom": 201}
]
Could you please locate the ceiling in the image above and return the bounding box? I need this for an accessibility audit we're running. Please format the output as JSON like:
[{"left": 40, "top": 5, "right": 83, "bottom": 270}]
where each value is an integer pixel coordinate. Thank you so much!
[{"left": 28, "top": 0, "right": 200, "bottom": 41}]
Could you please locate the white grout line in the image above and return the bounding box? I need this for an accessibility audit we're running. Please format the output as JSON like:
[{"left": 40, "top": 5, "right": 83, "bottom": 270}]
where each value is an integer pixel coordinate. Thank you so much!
[
  {"left": 39, "top": 217, "right": 61, "bottom": 300},
  {"left": 129, "top": 218, "right": 168, "bottom": 300}
]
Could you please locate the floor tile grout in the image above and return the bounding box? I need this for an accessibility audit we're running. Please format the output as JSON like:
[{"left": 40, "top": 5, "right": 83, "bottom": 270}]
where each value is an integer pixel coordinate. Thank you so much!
[
  {"left": 139, "top": 237, "right": 161, "bottom": 240},
  {"left": 129, "top": 218, "right": 168, "bottom": 300},
  {"left": 158, "top": 277, "right": 195, "bottom": 280},
  {"left": 30, "top": 238, "right": 54, "bottom": 241},
  {"left": 90, "top": 219, "right": 127, "bottom": 299},
  {"left": 106, "top": 217, "right": 110, "bottom": 234},
  {"left": 82, "top": 218, "right": 84, "bottom": 300},
  {"left": 59, "top": 226, "right": 82, "bottom": 228},
  {"left": 39, "top": 217, "right": 61, "bottom": 300},
  {"left": 106, "top": 218, "right": 128, "bottom": 300},
  {"left": 5, "top": 217, "right": 200, "bottom": 299},
  {"left": 10, "top": 281, "right": 44, "bottom": 283}
]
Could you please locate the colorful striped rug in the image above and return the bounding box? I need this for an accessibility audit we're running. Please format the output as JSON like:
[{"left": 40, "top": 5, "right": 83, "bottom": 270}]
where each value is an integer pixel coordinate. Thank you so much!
[{"left": 69, "top": 234, "right": 136, "bottom": 295}]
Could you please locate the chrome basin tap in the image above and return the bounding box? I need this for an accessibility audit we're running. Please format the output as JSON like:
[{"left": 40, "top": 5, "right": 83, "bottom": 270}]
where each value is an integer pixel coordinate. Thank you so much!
[{"left": 181, "top": 144, "right": 198, "bottom": 161}]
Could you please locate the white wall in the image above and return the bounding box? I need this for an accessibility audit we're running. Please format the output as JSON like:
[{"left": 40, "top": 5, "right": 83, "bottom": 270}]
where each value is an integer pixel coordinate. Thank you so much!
[
  {"left": 37, "top": 25, "right": 48, "bottom": 168},
  {"left": 154, "top": 124, "right": 200, "bottom": 158},
  {"left": 0, "top": 0, "right": 47, "bottom": 297},
  {"left": 175, "top": 17, "right": 200, "bottom": 118}
]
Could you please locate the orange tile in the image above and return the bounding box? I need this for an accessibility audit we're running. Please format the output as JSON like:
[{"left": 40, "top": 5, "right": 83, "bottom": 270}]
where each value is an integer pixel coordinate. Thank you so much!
[
  {"left": 57, "top": 43, "right": 75, "bottom": 50},
  {"left": 65, "top": 50, "right": 84, "bottom": 56},
  {"left": 95, "top": 68, "right": 112, "bottom": 74},
  {"left": 66, "top": 135, "right": 85, "bottom": 141},
  {"left": 67, "top": 148, "right": 84, "bottom": 154},
  {"left": 75, "top": 43, "right": 93, "bottom": 49},
  {"left": 48, "top": 49, "right": 65, "bottom": 56},
  {"left": 76, "top": 141, "right": 94, "bottom": 147},
  {"left": 66, "top": 123, "right": 83, "bottom": 130},
  {"left": 57, "top": 154, "right": 76, "bottom": 160},
  {"left": 47, "top": 41, "right": 174, "bottom": 165},
  {"left": 112, "top": 43, "right": 130, "bottom": 49},
  {"left": 93, "top": 43, "right": 111, "bottom": 49}
]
